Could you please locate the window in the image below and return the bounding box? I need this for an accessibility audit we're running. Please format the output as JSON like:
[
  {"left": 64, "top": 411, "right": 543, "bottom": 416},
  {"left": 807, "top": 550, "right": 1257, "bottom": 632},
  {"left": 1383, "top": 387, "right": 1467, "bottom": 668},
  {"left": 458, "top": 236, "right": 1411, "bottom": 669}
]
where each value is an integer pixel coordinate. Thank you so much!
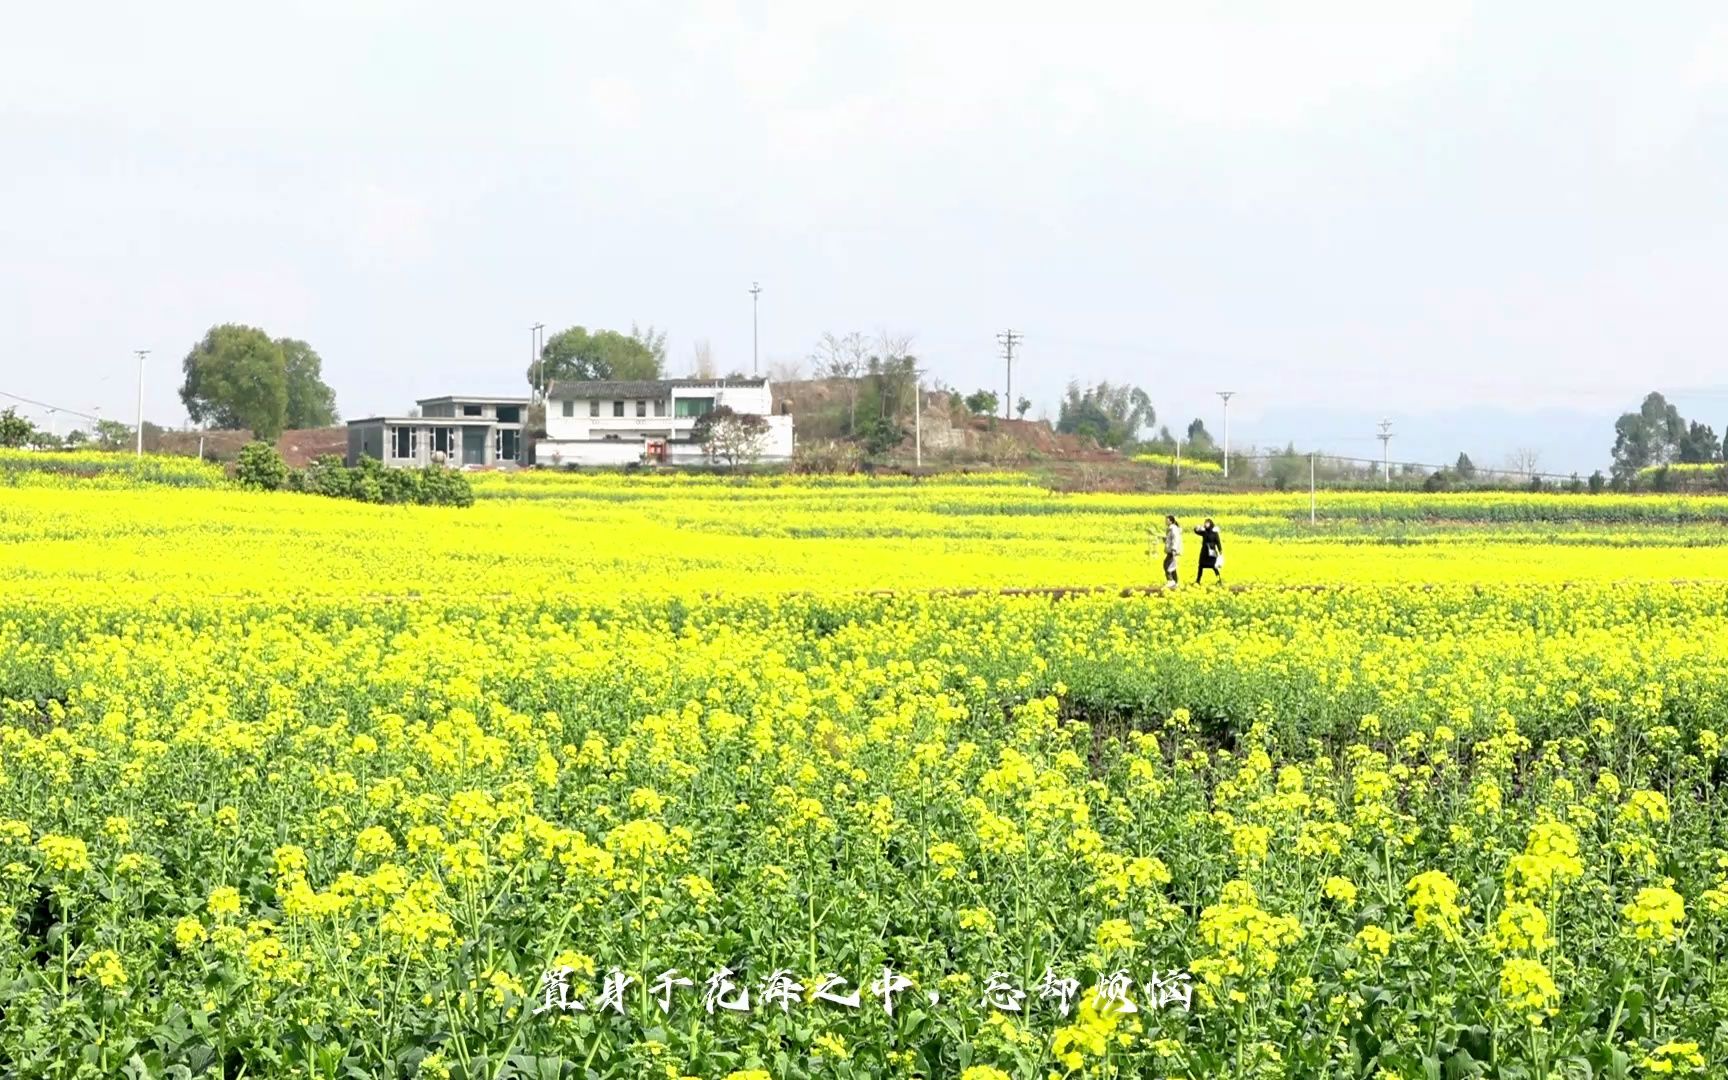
[
  {"left": 495, "top": 428, "right": 519, "bottom": 461},
  {"left": 562, "top": 400, "right": 574, "bottom": 418},
  {"left": 462, "top": 404, "right": 483, "bottom": 417},
  {"left": 589, "top": 400, "right": 600, "bottom": 417},
  {"left": 613, "top": 401, "right": 625, "bottom": 417},
  {"left": 392, "top": 426, "right": 417, "bottom": 459},
  {"left": 495, "top": 405, "right": 522, "bottom": 424},
  {"left": 432, "top": 427, "right": 451, "bottom": 455},
  {"left": 635, "top": 400, "right": 647, "bottom": 417},
  {"left": 653, "top": 399, "right": 666, "bottom": 417},
  {"left": 674, "top": 397, "right": 715, "bottom": 418}
]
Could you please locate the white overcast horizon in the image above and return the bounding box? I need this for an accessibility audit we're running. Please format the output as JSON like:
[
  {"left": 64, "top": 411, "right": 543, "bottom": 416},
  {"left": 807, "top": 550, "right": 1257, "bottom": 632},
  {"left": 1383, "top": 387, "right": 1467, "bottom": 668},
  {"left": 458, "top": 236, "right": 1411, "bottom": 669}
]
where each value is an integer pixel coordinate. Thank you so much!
[{"left": 4, "top": 2, "right": 1728, "bottom": 470}]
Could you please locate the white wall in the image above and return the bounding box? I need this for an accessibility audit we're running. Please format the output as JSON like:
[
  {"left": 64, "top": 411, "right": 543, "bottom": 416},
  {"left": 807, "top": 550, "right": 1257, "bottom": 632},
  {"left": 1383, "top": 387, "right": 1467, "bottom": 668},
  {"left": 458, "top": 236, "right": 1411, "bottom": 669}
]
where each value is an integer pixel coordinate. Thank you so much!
[
  {"left": 705, "top": 383, "right": 773, "bottom": 414},
  {"left": 545, "top": 381, "right": 780, "bottom": 443},
  {"left": 761, "top": 415, "right": 794, "bottom": 460},
  {"left": 536, "top": 439, "right": 644, "bottom": 467}
]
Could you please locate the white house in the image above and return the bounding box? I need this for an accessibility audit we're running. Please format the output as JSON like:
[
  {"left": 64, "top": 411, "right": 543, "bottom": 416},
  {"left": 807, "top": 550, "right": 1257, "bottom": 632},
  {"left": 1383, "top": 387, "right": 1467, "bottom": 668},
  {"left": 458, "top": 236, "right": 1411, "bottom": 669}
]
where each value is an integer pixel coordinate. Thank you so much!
[
  {"left": 538, "top": 378, "right": 794, "bottom": 467},
  {"left": 346, "top": 395, "right": 528, "bottom": 468}
]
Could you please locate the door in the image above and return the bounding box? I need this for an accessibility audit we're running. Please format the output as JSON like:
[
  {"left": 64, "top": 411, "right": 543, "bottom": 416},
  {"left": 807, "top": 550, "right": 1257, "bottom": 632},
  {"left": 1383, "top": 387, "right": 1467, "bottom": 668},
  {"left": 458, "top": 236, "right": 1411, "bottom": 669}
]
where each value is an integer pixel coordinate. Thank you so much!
[{"left": 462, "top": 427, "right": 486, "bottom": 465}]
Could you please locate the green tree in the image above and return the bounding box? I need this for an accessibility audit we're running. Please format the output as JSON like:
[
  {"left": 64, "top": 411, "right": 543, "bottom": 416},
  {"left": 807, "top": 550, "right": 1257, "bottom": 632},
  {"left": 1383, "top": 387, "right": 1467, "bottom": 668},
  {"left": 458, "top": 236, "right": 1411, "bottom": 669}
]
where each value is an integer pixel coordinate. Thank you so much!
[
  {"left": 532, "top": 326, "right": 663, "bottom": 391},
  {"left": 865, "top": 342, "right": 918, "bottom": 422},
  {"left": 1454, "top": 452, "right": 1476, "bottom": 479},
  {"left": 964, "top": 389, "right": 999, "bottom": 416},
  {"left": 860, "top": 415, "right": 906, "bottom": 458},
  {"left": 180, "top": 325, "right": 290, "bottom": 439},
  {"left": 1015, "top": 396, "right": 1031, "bottom": 419},
  {"left": 1056, "top": 380, "right": 1155, "bottom": 450},
  {"left": 0, "top": 408, "right": 36, "bottom": 447},
  {"left": 1141, "top": 424, "right": 1177, "bottom": 456},
  {"left": 630, "top": 323, "right": 668, "bottom": 371},
  {"left": 809, "top": 331, "right": 870, "bottom": 436},
  {"left": 1266, "top": 441, "right": 1306, "bottom": 489},
  {"left": 93, "top": 419, "right": 134, "bottom": 451},
  {"left": 1186, "top": 418, "right": 1217, "bottom": 458},
  {"left": 1610, "top": 391, "right": 1685, "bottom": 481},
  {"left": 1677, "top": 420, "right": 1721, "bottom": 464},
  {"left": 279, "top": 338, "right": 339, "bottom": 428}
]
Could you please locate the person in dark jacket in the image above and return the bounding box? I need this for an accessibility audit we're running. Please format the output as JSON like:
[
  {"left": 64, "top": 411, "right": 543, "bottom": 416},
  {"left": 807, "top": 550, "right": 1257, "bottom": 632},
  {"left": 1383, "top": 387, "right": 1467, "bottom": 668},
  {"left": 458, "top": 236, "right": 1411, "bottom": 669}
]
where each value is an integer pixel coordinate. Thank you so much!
[{"left": 1193, "top": 518, "right": 1223, "bottom": 583}]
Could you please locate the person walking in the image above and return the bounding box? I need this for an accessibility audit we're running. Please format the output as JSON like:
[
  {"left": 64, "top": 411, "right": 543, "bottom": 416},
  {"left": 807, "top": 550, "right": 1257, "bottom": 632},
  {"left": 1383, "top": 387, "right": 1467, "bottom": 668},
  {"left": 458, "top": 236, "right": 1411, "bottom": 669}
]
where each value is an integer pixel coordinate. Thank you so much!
[
  {"left": 1194, "top": 517, "right": 1223, "bottom": 583},
  {"left": 1159, "top": 514, "right": 1182, "bottom": 588}
]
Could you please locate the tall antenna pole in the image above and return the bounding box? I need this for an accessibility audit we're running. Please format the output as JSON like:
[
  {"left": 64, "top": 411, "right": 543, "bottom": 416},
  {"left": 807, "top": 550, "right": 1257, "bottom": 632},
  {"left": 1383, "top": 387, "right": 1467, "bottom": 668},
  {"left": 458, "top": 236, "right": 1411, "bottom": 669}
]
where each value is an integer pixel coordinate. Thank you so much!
[
  {"left": 1217, "top": 391, "right": 1235, "bottom": 479},
  {"left": 1309, "top": 452, "right": 1316, "bottom": 523},
  {"left": 134, "top": 349, "right": 149, "bottom": 456},
  {"left": 1376, "top": 419, "right": 1393, "bottom": 483},
  {"left": 532, "top": 323, "right": 545, "bottom": 400},
  {"left": 749, "top": 282, "right": 762, "bottom": 377},
  {"left": 913, "top": 368, "right": 923, "bottom": 469},
  {"left": 996, "top": 330, "right": 1022, "bottom": 419}
]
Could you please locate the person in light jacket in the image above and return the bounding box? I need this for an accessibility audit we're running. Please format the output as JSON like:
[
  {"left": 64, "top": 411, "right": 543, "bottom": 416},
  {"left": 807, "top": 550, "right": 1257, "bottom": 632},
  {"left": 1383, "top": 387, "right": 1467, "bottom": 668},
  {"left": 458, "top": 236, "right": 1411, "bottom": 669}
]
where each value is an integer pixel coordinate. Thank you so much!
[
  {"left": 1159, "top": 514, "right": 1182, "bottom": 587},
  {"left": 1193, "top": 517, "right": 1223, "bottom": 584}
]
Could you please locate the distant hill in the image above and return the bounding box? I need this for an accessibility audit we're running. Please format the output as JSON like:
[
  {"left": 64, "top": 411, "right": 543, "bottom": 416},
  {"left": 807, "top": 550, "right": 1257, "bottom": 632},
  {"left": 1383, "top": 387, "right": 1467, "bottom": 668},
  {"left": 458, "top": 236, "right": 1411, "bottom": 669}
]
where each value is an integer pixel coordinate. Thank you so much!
[
  {"left": 147, "top": 426, "right": 347, "bottom": 468},
  {"left": 772, "top": 379, "right": 1103, "bottom": 462}
]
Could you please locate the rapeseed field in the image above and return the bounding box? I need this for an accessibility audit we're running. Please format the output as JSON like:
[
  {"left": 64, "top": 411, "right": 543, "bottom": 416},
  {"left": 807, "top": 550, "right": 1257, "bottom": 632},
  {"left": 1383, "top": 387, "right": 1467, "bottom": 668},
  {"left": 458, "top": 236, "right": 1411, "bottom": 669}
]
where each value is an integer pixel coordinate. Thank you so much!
[{"left": 1, "top": 458, "right": 1725, "bottom": 1078}]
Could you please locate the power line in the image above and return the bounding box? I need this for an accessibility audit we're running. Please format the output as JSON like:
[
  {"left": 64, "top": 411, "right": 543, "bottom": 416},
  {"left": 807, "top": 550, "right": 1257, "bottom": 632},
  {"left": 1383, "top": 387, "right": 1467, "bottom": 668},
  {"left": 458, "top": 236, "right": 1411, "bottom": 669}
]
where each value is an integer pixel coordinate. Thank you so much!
[{"left": 0, "top": 389, "right": 103, "bottom": 425}]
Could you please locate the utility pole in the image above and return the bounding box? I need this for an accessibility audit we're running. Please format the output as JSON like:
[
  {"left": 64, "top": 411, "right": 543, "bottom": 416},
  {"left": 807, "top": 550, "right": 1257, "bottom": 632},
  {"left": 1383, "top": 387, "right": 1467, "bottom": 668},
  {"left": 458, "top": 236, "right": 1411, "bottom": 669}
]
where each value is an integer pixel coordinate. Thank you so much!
[
  {"left": 1309, "top": 452, "right": 1316, "bottom": 524},
  {"left": 750, "top": 282, "right": 762, "bottom": 377},
  {"left": 1175, "top": 437, "right": 1182, "bottom": 481},
  {"left": 913, "top": 369, "right": 924, "bottom": 469},
  {"left": 1376, "top": 419, "right": 1393, "bottom": 483},
  {"left": 1217, "top": 391, "right": 1235, "bottom": 479},
  {"left": 531, "top": 323, "right": 545, "bottom": 400},
  {"left": 134, "top": 349, "right": 149, "bottom": 456},
  {"left": 996, "top": 330, "right": 1022, "bottom": 419}
]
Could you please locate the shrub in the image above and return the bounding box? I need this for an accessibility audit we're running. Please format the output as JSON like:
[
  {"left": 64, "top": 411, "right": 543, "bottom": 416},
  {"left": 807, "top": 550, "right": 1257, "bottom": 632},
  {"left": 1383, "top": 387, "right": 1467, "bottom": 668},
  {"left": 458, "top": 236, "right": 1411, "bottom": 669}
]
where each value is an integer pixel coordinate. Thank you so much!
[
  {"left": 297, "top": 455, "right": 354, "bottom": 499},
  {"left": 270, "top": 453, "right": 472, "bottom": 508},
  {"left": 235, "top": 442, "right": 289, "bottom": 491},
  {"left": 793, "top": 441, "right": 863, "bottom": 474},
  {"left": 691, "top": 407, "right": 770, "bottom": 468},
  {"left": 419, "top": 464, "right": 475, "bottom": 508},
  {"left": 380, "top": 467, "right": 423, "bottom": 505},
  {"left": 860, "top": 416, "right": 906, "bottom": 458}
]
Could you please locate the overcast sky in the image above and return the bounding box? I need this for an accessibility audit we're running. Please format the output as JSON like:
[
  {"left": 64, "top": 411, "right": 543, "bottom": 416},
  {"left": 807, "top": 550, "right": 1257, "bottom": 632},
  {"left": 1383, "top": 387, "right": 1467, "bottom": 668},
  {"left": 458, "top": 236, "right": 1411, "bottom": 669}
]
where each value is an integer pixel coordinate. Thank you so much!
[{"left": 4, "top": 2, "right": 1727, "bottom": 454}]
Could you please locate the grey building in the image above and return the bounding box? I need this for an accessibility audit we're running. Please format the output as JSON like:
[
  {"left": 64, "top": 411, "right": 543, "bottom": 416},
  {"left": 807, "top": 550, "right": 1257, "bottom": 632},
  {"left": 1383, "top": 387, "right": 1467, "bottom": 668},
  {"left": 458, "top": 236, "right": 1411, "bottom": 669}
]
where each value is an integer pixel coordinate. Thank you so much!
[{"left": 346, "top": 395, "right": 529, "bottom": 468}]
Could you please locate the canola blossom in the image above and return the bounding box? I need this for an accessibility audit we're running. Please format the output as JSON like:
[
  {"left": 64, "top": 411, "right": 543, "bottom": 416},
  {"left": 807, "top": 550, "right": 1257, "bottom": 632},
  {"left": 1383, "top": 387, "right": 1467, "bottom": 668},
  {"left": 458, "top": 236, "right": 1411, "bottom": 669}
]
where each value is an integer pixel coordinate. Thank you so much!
[{"left": 1, "top": 463, "right": 1727, "bottom": 1077}]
